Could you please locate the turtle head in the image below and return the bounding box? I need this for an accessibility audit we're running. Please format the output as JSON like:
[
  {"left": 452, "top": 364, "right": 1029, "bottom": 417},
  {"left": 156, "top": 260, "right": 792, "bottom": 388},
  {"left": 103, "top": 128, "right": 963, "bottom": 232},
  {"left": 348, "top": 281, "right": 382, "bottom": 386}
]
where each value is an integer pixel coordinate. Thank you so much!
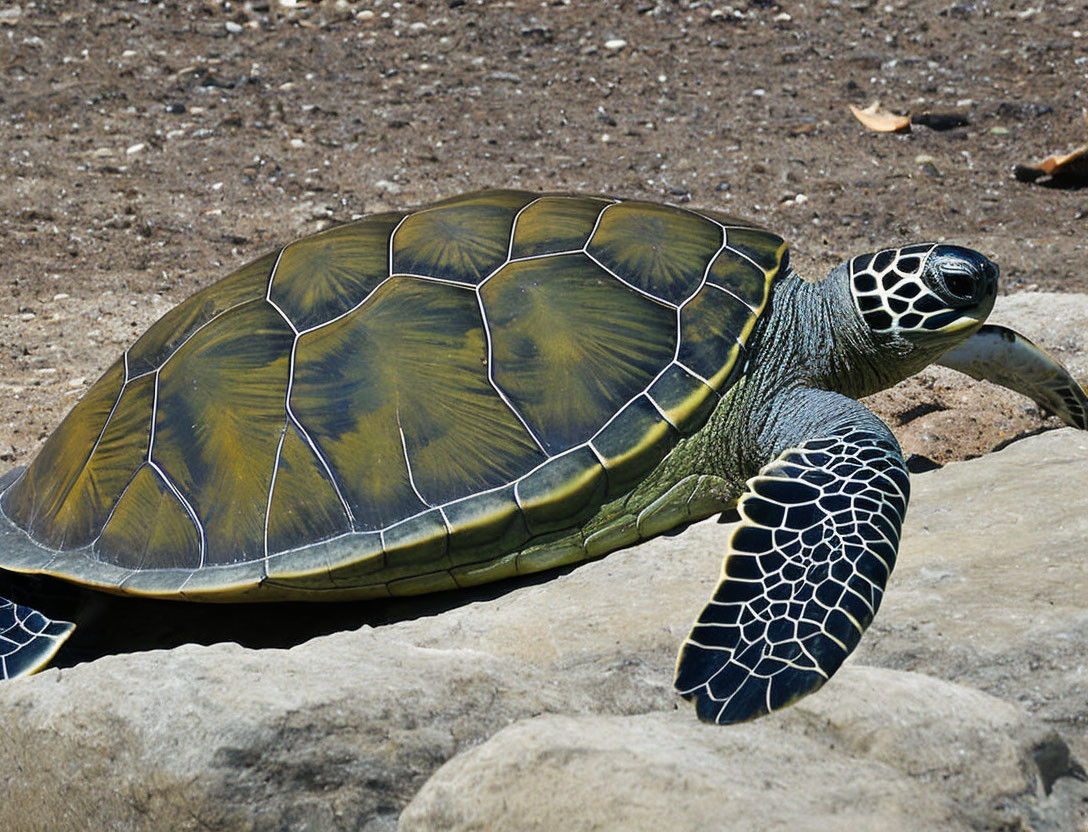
[{"left": 849, "top": 244, "right": 998, "bottom": 343}]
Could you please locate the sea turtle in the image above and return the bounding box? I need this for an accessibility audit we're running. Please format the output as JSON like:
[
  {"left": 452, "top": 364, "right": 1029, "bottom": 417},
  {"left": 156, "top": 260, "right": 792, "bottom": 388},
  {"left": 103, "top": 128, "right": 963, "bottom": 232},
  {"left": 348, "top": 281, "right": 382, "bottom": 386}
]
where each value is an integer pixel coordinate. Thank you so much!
[{"left": 2, "top": 190, "right": 1086, "bottom": 724}]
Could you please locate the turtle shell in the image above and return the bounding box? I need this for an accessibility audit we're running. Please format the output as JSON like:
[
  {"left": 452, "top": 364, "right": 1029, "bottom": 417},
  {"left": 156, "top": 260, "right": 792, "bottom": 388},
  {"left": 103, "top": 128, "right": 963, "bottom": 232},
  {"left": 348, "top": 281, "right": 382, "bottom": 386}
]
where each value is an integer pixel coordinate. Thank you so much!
[{"left": 0, "top": 191, "right": 786, "bottom": 599}]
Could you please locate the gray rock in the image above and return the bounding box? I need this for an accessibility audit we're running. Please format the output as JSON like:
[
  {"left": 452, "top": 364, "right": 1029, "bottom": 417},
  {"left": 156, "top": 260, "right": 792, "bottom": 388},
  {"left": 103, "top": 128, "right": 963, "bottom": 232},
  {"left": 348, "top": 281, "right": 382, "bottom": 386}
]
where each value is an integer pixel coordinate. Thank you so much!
[
  {"left": 2, "top": 429, "right": 1087, "bottom": 830},
  {"left": 859, "top": 427, "right": 1088, "bottom": 761},
  {"left": 399, "top": 669, "right": 1076, "bottom": 832}
]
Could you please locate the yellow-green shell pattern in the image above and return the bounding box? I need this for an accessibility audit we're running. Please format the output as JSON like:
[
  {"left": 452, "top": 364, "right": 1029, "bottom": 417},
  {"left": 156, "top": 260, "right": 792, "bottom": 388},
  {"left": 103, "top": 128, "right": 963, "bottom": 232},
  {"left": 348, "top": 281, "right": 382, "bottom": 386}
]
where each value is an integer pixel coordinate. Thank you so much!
[{"left": 0, "top": 191, "right": 785, "bottom": 599}]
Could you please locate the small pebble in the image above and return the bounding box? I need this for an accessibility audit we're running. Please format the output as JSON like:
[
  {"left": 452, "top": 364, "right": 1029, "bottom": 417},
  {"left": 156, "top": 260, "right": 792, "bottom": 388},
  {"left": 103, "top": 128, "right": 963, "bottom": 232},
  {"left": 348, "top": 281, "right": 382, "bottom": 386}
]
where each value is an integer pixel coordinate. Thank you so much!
[
  {"left": 126, "top": 143, "right": 145, "bottom": 156},
  {"left": 289, "top": 138, "right": 305, "bottom": 148},
  {"left": 225, "top": 21, "right": 243, "bottom": 34},
  {"left": 604, "top": 38, "right": 627, "bottom": 51},
  {"left": 990, "top": 126, "right": 1009, "bottom": 135}
]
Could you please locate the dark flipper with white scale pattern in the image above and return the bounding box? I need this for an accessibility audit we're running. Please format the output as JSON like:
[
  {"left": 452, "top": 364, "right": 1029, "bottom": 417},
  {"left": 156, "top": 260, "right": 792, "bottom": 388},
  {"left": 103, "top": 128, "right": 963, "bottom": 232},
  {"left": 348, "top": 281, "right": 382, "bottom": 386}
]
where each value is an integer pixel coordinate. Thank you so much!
[
  {"left": 0, "top": 597, "right": 75, "bottom": 680},
  {"left": 675, "top": 423, "right": 909, "bottom": 724}
]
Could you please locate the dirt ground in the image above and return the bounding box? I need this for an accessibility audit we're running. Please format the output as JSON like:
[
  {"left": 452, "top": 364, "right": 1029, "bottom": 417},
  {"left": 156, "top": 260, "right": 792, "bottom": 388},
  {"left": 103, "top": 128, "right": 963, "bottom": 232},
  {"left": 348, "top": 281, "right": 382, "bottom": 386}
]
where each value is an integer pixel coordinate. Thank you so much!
[{"left": 1, "top": 0, "right": 1086, "bottom": 469}]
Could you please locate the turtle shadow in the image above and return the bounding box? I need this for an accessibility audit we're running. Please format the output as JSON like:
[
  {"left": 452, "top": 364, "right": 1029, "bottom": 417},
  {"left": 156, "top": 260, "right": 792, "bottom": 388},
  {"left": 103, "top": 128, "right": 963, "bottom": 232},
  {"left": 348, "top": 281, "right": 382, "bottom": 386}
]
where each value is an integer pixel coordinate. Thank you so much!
[
  {"left": 8, "top": 509, "right": 732, "bottom": 672},
  {"left": 6, "top": 565, "right": 577, "bottom": 672}
]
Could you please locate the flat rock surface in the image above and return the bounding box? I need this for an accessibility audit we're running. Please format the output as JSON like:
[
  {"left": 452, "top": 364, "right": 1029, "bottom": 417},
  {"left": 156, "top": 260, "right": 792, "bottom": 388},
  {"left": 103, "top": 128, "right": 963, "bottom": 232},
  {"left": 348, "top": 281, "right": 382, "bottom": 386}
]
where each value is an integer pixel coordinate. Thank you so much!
[{"left": 2, "top": 429, "right": 1087, "bottom": 831}]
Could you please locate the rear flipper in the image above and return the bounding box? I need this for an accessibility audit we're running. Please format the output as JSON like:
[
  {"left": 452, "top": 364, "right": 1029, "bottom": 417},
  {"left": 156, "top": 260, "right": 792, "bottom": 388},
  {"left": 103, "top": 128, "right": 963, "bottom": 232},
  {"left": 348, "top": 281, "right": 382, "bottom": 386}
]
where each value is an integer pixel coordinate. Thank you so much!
[
  {"left": 675, "top": 415, "right": 909, "bottom": 724},
  {"left": 1, "top": 596, "right": 75, "bottom": 680},
  {"left": 938, "top": 323, "right": 1088, "bottom": 430}
]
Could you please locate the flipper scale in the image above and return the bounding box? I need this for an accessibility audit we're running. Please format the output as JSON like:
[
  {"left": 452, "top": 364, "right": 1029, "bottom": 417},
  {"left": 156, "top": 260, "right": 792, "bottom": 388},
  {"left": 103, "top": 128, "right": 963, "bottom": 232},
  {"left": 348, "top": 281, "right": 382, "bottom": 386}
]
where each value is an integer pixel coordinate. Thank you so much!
[
  {"left": 0, "top": 596, "right": 74, "bottom": 680},
  {"left": 675, "top": 423, "right": 908, "bottom": 724}
]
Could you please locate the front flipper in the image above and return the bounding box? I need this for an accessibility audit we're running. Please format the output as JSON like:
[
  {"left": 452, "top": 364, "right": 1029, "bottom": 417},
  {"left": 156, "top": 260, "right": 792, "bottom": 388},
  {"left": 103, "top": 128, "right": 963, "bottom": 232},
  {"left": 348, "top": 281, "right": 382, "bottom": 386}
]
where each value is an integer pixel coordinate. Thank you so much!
[
  {"left": 675, "top": 420, "right": 909, "bottom": 724},
  {"left": 0, "top": 596, "right": 75, "bottom": 680},
  {"left": 937, "top": 323, "right": 1088, "bottom": 429}
]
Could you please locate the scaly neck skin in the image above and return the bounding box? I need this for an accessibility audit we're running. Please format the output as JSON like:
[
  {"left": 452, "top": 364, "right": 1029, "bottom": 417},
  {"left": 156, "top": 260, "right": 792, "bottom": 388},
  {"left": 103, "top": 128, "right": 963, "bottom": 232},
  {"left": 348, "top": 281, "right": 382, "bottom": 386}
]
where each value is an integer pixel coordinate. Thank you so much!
[
  {"left": 751, "top": 267, "right": 909, "bottom": 400},
  {"left": 713, "top": 266, "right": 944, "bottom": 478}
]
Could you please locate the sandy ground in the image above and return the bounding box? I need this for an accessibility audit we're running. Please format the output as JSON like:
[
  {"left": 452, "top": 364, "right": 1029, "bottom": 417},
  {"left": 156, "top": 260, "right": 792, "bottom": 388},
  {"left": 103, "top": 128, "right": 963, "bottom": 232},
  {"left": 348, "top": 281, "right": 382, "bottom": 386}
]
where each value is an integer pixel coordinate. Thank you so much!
[{"left": 1, "top": 0, "right": 1086, "bottom": 468}]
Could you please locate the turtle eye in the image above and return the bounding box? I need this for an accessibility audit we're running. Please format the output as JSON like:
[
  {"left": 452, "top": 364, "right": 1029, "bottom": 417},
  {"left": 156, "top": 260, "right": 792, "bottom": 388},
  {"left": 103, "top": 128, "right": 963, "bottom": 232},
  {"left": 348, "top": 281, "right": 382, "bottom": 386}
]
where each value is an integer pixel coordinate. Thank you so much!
[
  {"left": 923, "top": 245, "right": 998, "bottom": 307},
  {"left": 944, "top": 269, "right": 975, "bottom": 301}
]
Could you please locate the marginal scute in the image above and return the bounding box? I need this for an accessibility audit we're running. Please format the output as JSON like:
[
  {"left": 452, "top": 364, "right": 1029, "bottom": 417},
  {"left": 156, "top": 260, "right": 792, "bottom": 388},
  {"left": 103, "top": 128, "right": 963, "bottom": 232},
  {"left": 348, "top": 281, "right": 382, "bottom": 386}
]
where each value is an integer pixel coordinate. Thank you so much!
[
  {"left": 724, "top": 227, "right": 787, "bottom": 275},
  {"left": 516, "top": 448, "right": 607, "bottom": 536},
  {"left": 380, "top": 509, "right": 450, "bottom": 584},
  {"left": 648, "top": 364, "right": 720, "bottom": 435},
  {"left": 128, "top": 251, "right": 277, "bottom": 376},
  {"left": 481, "top": 252, "right": 676, "bottom": 455},
  {"left": 707, "top": 246, "right": 772, "bottom": 311},
  {"left": 392, "top": 190, "right": 537, "bottom": 284},
  {"left": 266, "top": 424, "right": 351, "bottom": 555},
  {"left": 323, "top": 532, "right": 385, "bottom": 589},
  {"left": 387, "top": 569, "right": 459, "bottom": 596},
  {"left": 592, "top": 395, "right": 680, "bottom": 498},
  {"left": 587, "top": 201, "right": 722, "bottom": 305},
  {"left": 153, "top": 300, "right": 294, "bottom": 566},
  {"left": 269, "top": 211, "right": 404, "bottom": 331},
  {"left": 679, "top": 285, "right": 753, "bottom": 389},
  {"left": 96, "top": 464, "right": 201, "bottom": 570},
  {"left": 444, "top": 486, "right": 531, "bottom": 565},
  {"left": 1, "top": 359, "right": 125, "bottom": 547},
  {"left": 510, "top": 196, "right": 610, "bottom": 259}
]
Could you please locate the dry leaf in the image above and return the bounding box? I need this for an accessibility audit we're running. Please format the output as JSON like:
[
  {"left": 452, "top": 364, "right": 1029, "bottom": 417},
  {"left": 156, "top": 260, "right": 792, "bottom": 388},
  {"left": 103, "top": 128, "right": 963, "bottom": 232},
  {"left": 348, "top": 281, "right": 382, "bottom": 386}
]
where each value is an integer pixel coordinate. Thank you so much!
[
  {"left": 849, "top": 101, "right": 911, "bottom": 133},
  {"left": 1013, "top": 145, "right": 1088, "bottom": 185}
]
